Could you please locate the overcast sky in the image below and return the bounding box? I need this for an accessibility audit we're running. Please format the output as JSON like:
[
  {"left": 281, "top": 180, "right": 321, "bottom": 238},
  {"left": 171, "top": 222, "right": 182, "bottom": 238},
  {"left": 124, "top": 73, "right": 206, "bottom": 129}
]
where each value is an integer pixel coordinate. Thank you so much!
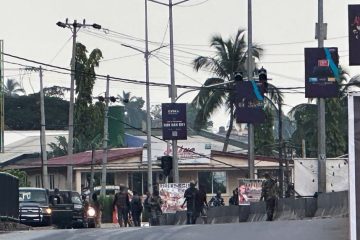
[{"left": 1, "top": 0, "right": 360, "bottom": 131}]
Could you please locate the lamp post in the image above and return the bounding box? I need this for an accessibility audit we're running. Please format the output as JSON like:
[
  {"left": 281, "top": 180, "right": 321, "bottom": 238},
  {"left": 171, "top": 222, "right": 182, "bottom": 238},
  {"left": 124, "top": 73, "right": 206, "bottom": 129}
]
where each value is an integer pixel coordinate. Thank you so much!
[
  {"left": 56, "top": 19, "right": 101, "bottom": 190},
  {"left": 148, "top": 0, "right": 190, "bottom": 183}
]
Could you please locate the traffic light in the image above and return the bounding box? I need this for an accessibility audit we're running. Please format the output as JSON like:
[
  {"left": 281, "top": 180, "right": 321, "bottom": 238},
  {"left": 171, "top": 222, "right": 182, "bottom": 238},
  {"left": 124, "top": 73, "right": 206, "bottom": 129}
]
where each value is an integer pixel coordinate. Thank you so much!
[
  {"left": 109, "top": 96, "right": 117, "bottom": 103},
  {"left": 98, "top": 96, "right": 105, "bottom": 102},
  {"left": 160, "top": 156, "right": 173, "bottom": 177},
  {"left": 258, "top": 66, "right": 268, "bottom": 93}
]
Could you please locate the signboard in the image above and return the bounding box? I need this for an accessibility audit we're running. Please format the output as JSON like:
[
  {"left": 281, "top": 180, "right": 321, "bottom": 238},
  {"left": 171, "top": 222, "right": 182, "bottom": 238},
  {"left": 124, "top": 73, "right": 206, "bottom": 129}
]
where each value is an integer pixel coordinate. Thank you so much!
[
  {"left": 159, "top": 183, "right": 189, "bottom": 213},
  {"left": 235, "top": 81, "right": 265, "bottom": 123},
  {"left": 142, "top": 140, "right": 211, "bottom": 164},
  {"left": 349, "top": 5, "right": 360, "bottom": 65},
  {"left": 348, "top": 93, "right": 360, "bottom": 240},
  {"left": 162, "top": 103, "right": 187, "bottom": 140},
  {"left": 304, "top": 47, "right": 339, "bottom": 98},
  {"left": 238, "top": 179, "right": 264, "bottom": 204}
]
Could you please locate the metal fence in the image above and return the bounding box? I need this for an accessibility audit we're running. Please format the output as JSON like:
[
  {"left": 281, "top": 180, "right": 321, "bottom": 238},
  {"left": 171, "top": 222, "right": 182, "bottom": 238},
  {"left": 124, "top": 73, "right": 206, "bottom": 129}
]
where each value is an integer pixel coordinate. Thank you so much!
[{"left": 0, "top": 172, "right": 19, "bottom": 220}]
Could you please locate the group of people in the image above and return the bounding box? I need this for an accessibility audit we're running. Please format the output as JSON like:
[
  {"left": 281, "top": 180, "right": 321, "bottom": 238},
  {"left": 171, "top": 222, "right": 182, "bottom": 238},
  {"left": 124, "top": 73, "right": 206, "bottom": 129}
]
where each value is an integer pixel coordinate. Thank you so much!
[{"left": 112, "top": 186, "right": 164, "bottom": 227}]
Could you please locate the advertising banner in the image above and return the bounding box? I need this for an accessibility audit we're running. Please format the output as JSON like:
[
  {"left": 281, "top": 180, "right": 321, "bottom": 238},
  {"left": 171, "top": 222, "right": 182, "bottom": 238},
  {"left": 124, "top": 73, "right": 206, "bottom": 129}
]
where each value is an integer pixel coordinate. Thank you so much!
[
  {"left": 349, "top": 5, "right": 360, "bottom": 66},
  {"left": 304, "top": 47, "right": 339, "bottom": 98},
  {"left": 234, "top": 81, "right": 265, "bottom": 123},
  {"left": 159, "top": 183, "right": 189, "bottom": 213},
  {"left": 162, "top": 103, "right": 187, "bottom": 140},
  {"left": 238, "top": 179, "right": 264, "bottom": 204}
]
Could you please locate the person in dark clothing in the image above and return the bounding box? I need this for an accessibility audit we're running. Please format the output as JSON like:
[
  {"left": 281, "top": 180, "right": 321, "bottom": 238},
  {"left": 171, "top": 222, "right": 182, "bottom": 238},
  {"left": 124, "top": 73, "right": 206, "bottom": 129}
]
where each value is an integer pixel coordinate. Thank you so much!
[
  {"left": 209, "top": 191, "right": 225, "bottom": 207},
  {"left": 229, "top": 188, "right": 239, "bottom": 205},
  {"left": 182, "top": 180, "right": 199, "bottom": 224},
  {"left": 49, "top": 188, "right": 63, "bottom": 205},
  {"left": 113, "top": 186, "right": 130, "bottom": 227},
  {"left": 197, "top": 184, "right": 208, "bottom": 224},
  {"left": 92, "top": 193, "right": 102, "bottom": 228},
  {"left": 130, "top": 191, "right": 143, "bottom": 227},
  {"left": 260, "top": 173, "right": 278, "bottom": 221},
  {"left": 143, "top": 191, "right": 151, "bottom": 225},
  {"left": 149, "top": 190, "right": 163, "bottom": 226}
]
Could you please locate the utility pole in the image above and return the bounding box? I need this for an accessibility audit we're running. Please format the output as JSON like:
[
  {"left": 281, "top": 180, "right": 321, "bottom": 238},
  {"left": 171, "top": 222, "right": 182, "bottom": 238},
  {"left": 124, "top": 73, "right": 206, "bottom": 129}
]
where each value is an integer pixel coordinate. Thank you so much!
[
  {"left": 247, "top": 0, "right": 255, "bottom": 179},
  {"left": 39, "top": 66, "right": 49, "bottom": 189},
  {"left": 56, "top": 19, "right": 101, "bottom": 190},
  {"left": 278, "top": 102, "right": 284, "bottom": 197},
  {"left": 100, "top": 75, "right": 110, "bottom": 196},
  {"left": 90, "top": 145, "right": 95, "bottom": 197},
  {"left": 145, "top": 0, "right": 153, "bottom": 194},
  {"left": 317, "top": 0, "right": 327, "bottom": 193}
]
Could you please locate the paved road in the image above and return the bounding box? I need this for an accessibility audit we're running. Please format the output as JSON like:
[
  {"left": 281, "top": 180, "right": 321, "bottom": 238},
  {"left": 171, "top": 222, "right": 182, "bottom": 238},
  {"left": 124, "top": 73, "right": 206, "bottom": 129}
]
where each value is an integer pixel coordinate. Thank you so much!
[{"left": 0, "top": 218, "right": 349, "bottom": 240}]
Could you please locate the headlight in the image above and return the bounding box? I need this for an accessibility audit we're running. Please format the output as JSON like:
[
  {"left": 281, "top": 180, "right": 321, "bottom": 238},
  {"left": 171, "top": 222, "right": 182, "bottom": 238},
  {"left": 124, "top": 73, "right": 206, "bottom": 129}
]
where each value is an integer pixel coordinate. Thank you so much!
[
  {"left": 41, "top": 208, "right": 52, "bottom": 214},
  {"left": 87, "top": 207, "right": 96, "bottom": 217}
]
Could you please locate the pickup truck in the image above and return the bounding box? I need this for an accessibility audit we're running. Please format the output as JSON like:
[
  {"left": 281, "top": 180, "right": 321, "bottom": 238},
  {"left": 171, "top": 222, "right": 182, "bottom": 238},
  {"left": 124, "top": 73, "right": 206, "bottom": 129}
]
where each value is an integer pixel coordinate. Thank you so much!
[
  {"left": 19, "top": 187, "right": 52, "bottom": 226},
  {"left": 49, "top": 190, "right": 91, "bottom": 228}
]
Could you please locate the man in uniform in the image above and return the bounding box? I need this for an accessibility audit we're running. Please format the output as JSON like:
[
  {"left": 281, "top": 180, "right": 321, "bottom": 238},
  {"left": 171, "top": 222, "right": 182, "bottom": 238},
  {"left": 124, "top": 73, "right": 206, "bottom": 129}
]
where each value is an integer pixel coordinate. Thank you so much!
[
  {"left": 260, "top": 173, "right": 278, "bottom": 221},
  {"left": 113, "top": 186, "right": 130, "bottom": 227},
  {"left": 182, "top": 180, "right": 199, "bottom": 224}
]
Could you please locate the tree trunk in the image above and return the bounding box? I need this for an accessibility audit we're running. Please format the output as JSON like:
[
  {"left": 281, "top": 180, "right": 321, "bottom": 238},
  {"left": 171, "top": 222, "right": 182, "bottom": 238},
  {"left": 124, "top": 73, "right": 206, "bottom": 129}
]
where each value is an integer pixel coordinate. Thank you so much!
[{"left": 223, "top": 105, "right": 235, "bottom": 152}]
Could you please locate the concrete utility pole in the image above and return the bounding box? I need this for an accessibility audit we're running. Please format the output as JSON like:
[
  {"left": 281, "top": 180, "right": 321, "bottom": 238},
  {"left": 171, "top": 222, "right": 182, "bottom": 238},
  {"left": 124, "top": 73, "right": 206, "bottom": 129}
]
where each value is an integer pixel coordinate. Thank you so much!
[
  {"left": 0, "top": 40, "right": 4, "bottom": 153},
  {"left": 90, "top": 145, "right": 95, "bottom": 197},
  {"left": 100, "top": 75, "right": 110, "bottom": 197},
  {"left": 278, "top": 102, "right": 284, "bottom": 197},
  {"left": 247, "top": 0, "right": 255, "bottom": 179},
  {"left": 148, "top": 0, "right": 189, "bottom": 183},
  {"left": 317, "top": 0, "right": 327, "bottom": 193},
  {"left": 56, "top": 19, "right": 101, "bottom": 190},
  {"left": 39, "top": 66, "right": 49, "bottom": 189}
]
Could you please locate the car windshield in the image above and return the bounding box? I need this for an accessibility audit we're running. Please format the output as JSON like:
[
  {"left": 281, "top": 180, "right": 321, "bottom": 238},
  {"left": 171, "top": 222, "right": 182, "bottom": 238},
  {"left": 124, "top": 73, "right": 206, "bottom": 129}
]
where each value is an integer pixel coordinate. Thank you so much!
[
  {"left": 19, "top": 190, "right": 47, "bottom": 203},
  {"left": 71, "top": 192, "right": 82, "bottom": 204}
]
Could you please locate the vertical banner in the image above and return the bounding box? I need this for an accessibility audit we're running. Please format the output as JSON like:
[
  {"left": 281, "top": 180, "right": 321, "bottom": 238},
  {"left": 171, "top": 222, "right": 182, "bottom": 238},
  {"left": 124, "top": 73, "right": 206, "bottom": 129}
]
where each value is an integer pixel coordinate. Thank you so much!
[
  {"left": 162, "top": 103, "right": 187, "bottom": 140},
  {"left": 304, "top": 47, "right": 339, "bottom": 98},
  {"left": 0, "top": 40, "right": 4, "bottom": 153},
  {"left": 348, "top": 93, "right": 360, "bottom": 240},
  {"left": 349, "top": 5, "right": 360, "bottom": 66}
]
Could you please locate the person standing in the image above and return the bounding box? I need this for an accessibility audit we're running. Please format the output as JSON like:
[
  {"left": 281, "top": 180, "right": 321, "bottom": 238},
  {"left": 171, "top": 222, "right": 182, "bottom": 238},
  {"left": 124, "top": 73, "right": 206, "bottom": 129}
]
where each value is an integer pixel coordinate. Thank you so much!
[
  {"left": 229, "top": 188, "right": 239, "bottom": 205},
  {"left": 130, "top": 191, "right": 143, "bottom": 227},
  {"left": 208, "top": 191, "right": 225, "bottom": 207},
  {"left": 92, "top": 193, "right": 102, "bottom": 228},
  {"left": 149, "top": 190, "right": 163, "bottom": 226},
  {"left": 182, "top": 180, "right": 199, "bottom": 224},
  {"left": 260, "top": 173, "right": 278, "bottom": 221},
  {"left": 143, "top": 191, "right": 151, "bottom": 225},
  {"left": 196, "top": 184, "right": 208, "bottom": 224},
  {"left": 113, "top": 186, "right": 130, "bottom": 227}
]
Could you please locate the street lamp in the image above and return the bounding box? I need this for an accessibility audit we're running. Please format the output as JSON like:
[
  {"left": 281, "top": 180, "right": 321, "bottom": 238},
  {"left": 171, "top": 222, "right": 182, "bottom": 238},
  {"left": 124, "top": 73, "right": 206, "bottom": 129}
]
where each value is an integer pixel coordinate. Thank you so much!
[{"left": 56, "top": 18, "right": 102, "bottom": 191}]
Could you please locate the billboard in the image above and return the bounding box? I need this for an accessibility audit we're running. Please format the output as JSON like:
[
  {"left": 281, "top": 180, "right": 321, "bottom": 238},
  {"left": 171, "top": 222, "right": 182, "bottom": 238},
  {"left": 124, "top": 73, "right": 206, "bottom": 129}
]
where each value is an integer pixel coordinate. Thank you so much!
[
  {"left": 159, "top": 183, "right": 189, "bottom": 213},
  {"left": 234, "top": 81, "right": 265, "bottom": 123},
  {"left": 162, "top": 103, "right": 187, "bottom": 140},
  {"left": 349, "top": 5, "right": 360, "bottom": 65},
  {"left": 238, "top": 179, "right": 264, "bottom": 204},
  {"left": 304, "top": 47, "right": 339, "bottom": 98}
]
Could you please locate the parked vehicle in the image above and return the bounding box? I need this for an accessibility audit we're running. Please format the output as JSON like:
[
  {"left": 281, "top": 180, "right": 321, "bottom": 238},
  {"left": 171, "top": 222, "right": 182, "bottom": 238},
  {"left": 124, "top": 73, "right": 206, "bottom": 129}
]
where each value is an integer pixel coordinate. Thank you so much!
[
  {"left": 49, "top": 190, "right": 88, "bottom": 228},
  {"left": 19, "top": 187, "right": 52, "bottom": 226}
]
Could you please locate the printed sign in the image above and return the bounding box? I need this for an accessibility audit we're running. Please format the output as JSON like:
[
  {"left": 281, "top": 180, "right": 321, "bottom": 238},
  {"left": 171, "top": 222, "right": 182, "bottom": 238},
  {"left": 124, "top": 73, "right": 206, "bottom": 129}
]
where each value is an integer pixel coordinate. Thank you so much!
[
  {"left": 238, "top": 179, "right": 264, "bottom": 204},
  {"left": 304, "top": 47, "right": 339, "bottom": 98},
  {"left": 349, "top": 5, "right": 360, "bottom": 65},
  {"left": 159, "top": 183, "right": 189, "bottom": 213},
  {"left": 234, "top": 81, "right": 265, "bottom": 123},
  {"left": 162, "top": 103, "right": 187, "bottom": 140}
]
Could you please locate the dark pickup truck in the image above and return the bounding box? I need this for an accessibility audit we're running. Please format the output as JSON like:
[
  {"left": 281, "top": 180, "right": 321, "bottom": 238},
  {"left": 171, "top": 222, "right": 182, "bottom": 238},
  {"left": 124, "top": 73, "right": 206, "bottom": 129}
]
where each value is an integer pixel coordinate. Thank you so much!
[
  {"left": 49, "top": 190, "right": 88, "bottom": 228},
  {"left": 19, "top": 187, "right": 52, "bottom": 226}
]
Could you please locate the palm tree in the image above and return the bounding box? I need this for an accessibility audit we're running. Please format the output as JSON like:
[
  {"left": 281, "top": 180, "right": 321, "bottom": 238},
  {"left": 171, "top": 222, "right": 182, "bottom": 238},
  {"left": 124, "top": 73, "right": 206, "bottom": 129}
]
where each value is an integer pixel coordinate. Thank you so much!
[
  {"left": 4, "top": 79, "right": 25, "bottom": 96},
  {"left": 118, "top": 91, "right": 146, "bottom": 128},
  {"left": 191, "top": 29, "right": 263, "bottom": 151}
]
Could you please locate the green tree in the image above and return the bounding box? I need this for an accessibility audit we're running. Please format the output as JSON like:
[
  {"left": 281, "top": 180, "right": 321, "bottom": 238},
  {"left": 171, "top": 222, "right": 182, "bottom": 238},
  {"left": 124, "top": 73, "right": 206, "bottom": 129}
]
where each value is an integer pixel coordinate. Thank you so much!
[
  {"left": 118, "top": 91, "right": 146, "bottom": 128},
  {"left": 74, "top": 42, "right": 104, "bottom": 152},
  {"left": 4, "top": 79, "right": 25, "bottom": 96},
  {"left": 48, "top": 136, "right": 68, "bottom": 158},
  {"left": 254, "top": 106, "right": 275, "bottom": 156},
  {"left": 43, "top": 85, "right": 70, "bottom": 99},
  {"left": 191, "top": 29, "right": 263, "bottom": 151},
  {"left": 2, "top": 169, "right": 30, "bottom": 187}
]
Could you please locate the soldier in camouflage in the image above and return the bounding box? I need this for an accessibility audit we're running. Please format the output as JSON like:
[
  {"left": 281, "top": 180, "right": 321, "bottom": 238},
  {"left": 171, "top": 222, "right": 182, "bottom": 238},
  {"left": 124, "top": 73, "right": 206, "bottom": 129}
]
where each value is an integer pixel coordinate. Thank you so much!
[{"left": 260, "top": 173, "right": 278, "bottom": 221}]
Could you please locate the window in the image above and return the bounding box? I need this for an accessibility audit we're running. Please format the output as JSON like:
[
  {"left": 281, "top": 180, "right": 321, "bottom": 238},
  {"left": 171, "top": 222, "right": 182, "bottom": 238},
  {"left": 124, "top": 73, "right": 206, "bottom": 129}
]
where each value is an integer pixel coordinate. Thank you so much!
[
  {"left": 35, "top": 175, "right": 42, "bottom": 188},
  {"left": 198, "top": 171, "right": 227, "bottom": 194},
  {"left": 128, "top": 172, "right": 161, "bottom": 195},
  {"left": 49, "top": 175, "right": 55, "bottom": 189}
]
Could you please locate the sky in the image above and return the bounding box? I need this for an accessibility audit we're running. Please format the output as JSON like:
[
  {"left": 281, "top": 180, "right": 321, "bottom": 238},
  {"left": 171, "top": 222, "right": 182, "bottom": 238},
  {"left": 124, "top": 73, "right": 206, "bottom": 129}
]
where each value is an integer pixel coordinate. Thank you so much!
[{"left": 1, "top": 0, "right": 360, "bottom": 131}]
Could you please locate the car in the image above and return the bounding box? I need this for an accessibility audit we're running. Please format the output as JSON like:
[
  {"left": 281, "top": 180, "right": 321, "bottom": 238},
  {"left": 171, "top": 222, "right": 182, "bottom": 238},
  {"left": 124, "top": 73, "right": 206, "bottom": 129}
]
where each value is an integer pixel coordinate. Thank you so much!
[{"left": 19, "top": 187, "right": 52, "bottom": 226}]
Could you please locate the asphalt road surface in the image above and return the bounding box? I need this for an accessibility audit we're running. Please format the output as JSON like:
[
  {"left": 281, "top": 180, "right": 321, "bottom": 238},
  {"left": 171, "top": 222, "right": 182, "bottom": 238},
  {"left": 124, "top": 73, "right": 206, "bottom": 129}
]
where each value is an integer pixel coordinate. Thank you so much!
[{"left": 0, "top": 218, "right": 349, "bottom": 240}]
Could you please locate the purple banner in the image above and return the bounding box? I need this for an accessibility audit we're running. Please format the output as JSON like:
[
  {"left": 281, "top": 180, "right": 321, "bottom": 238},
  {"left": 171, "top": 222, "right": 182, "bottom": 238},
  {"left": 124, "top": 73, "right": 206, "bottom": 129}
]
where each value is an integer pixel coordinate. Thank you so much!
[
  {"left": 304, "top": 47, "right": 339, "bottom": 98},
  {"left": 162, "top": 103, "right": 187, "bottom": 140},
  {"left": 349, "top": 5, "right": 360, "bottom": 66}
]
